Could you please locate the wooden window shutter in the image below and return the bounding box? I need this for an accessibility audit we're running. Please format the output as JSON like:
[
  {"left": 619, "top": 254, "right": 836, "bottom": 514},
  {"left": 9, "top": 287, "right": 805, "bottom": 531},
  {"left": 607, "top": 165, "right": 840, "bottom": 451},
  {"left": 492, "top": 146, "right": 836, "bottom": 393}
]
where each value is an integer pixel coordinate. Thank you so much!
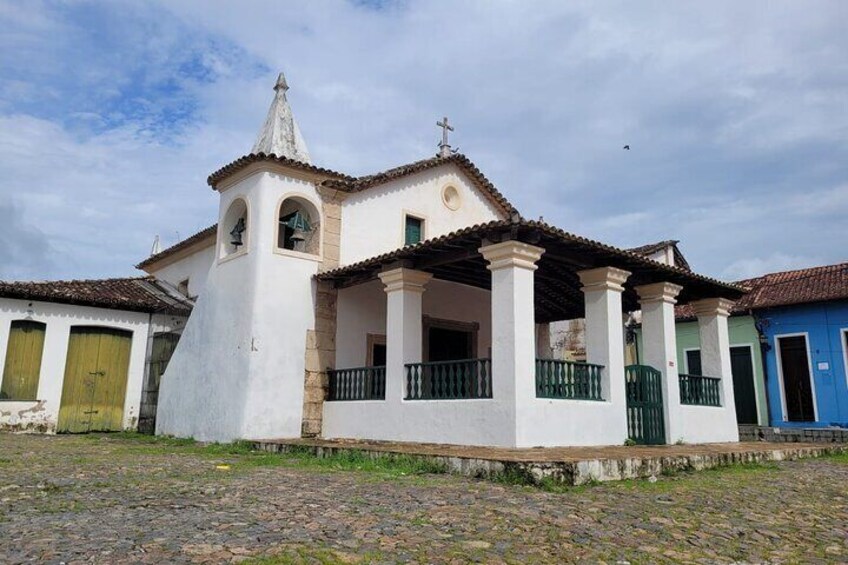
[
  {"left": 1, "top": 321, "right": 47, "bottom": 400},
  {"left": 405, "top": 216, "right": 423, "bottom": 246}
]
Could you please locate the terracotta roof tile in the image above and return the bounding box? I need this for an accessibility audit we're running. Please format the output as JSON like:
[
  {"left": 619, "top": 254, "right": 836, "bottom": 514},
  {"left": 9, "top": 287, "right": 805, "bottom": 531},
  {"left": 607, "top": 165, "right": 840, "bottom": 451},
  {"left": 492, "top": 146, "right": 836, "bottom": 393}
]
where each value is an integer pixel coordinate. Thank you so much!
[
  {"left": 322, "top": 153, "right": 519, "bottom": 218},
  {"left": 318, "top": 218, "right": 744, "bottom": 297},
  {"left": 675, "top": 262, "right": 848, "bottom": 319},
  {"left": 0, "top": 277, "right": 193, "bottom": 315},
  {"left": 207, "top": 152, "right": 353, "bottom": 188}
]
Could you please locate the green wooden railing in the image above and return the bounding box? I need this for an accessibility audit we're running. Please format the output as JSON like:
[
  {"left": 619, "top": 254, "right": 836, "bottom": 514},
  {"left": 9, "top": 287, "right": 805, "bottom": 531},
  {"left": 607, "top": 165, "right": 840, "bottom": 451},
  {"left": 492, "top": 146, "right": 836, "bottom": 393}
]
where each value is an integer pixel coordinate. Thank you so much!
[
  {"left": 625, "top": 364, "right": 666, "bottom": 445},
  {"left": 327, "top": 366, "right": 386, "bottom": 401},
  {"left": 679, "top": 374, "right": 721, "bottom": 406},
  {"left": 405, "top": 358, "right": 492, "bottom": 400},
  {"left": 535, "top": 359, "right": 604, "bottom": 400}
]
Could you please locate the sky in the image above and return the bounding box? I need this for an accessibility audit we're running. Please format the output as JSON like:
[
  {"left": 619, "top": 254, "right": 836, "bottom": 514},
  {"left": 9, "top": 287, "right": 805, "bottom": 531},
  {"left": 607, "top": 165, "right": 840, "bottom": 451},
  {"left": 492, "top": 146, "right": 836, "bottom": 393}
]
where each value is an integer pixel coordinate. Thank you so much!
[{"left": 0, "top": 0, "right": 846, "bottom": 282}]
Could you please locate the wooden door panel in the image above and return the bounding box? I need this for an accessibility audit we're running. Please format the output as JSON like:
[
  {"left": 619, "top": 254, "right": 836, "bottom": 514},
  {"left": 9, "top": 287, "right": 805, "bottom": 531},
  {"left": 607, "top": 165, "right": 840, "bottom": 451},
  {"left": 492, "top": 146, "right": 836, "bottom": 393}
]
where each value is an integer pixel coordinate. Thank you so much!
[
  {"left": 778, "top": 335, "right": 815, "bottom": 422},
  {"left": 58, "top": 330, "right": 100, "bottom": 433},
  {"left": 58, "top": 327, "right": 132, "bottom": 433},
  {"left": 730, "top": 346, "right": 758, "bottom": 424},
  {"left": 1, "top": 321, "right": 46, "bottom": 400}
]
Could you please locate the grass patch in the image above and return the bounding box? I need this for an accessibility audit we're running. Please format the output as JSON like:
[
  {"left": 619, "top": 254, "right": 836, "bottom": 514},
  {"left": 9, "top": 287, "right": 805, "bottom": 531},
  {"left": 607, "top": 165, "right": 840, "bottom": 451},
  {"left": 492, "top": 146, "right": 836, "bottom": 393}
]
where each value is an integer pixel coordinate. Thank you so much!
[
  {"left": 821, "top": 450, "right": 848, "bottom": 464},
  {"left": 489, "top": 465, "right": 595, "bottom": 493},
  {"left": 276, "top": 446, "right": 449, "bottom": 477},
  {"left": 85, "top": 433, "right": 449, "bottom": 478},
  {"left": 244, "top": 544, "right": 382, "bottom": 564}
]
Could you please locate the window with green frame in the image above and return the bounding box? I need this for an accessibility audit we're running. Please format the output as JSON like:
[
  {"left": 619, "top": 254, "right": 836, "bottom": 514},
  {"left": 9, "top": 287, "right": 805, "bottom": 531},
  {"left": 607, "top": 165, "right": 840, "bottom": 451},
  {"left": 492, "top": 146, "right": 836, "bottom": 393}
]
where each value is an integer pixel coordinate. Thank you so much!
[{"left": 405, "top": 215, "right": 423, "bottom": 246}]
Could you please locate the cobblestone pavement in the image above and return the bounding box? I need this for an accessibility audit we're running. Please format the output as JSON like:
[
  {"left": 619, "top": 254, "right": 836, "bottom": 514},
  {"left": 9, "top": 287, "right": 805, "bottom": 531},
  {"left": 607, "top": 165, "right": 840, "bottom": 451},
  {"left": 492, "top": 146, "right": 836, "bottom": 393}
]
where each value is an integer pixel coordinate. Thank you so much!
[{"left": 1, "top": 434, "right": 846, "bottom": 564}]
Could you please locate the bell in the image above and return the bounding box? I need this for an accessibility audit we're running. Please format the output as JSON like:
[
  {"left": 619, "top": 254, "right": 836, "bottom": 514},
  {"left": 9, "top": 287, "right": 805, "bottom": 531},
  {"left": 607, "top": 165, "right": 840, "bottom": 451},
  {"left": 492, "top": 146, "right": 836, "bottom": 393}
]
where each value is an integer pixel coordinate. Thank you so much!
[
  {"left": 290, "top": 228, "right": 306, "bottom": 243},
  {"left": 283, "top": 210, "right": 311, "bottom": 232},
  {"left": 230, "top": 218, "right": 246, "bottom": 247}
]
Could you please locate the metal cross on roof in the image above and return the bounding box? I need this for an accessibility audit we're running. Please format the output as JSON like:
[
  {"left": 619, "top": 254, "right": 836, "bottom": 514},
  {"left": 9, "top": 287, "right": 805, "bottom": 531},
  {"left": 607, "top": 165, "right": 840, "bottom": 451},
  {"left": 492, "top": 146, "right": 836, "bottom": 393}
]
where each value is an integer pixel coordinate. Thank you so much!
[{"left": 437, "top": 116, "right": 455, "bottom": 158}]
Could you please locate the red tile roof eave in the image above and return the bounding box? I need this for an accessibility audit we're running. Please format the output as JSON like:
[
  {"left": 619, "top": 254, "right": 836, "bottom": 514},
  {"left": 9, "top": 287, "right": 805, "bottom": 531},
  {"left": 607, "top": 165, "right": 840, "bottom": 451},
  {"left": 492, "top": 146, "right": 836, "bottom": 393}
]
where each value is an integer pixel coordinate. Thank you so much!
[
  {"left": 317, "top": 218, "right": 745, "bottom": 297},
  {"left": 322, "top": 154, "right": 520, "bottom": 218},
  {"left": 207, "top": 153, "right": 354, "bottom": 188},
  {"left": 136, "top": 224, "right": 217, "bottom": 271},
  {"left": 673, "top": 262, "right": 848, "bottom": 320},
  {"left": 0, "top": 277, "right": 193, "bottom": 316}
]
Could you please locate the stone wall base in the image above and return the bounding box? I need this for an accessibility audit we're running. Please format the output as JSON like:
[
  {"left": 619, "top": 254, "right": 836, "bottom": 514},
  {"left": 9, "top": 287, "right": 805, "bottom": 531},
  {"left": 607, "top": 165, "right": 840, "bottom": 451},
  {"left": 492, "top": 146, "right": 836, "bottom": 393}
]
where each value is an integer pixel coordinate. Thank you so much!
[{"left": 739, "top": 424, "right": 848, "bottom": 443}]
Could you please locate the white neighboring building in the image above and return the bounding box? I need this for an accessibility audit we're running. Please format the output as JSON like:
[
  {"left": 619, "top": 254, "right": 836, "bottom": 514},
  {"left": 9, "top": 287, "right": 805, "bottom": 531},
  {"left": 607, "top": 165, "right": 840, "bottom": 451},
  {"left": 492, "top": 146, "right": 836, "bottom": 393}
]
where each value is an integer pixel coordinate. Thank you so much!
[
  {"left": 143, "top": 73, "right": 745, "bottom": 447},
  {"left": 0, "top": 278, "right": 191, "bottom": 433}
]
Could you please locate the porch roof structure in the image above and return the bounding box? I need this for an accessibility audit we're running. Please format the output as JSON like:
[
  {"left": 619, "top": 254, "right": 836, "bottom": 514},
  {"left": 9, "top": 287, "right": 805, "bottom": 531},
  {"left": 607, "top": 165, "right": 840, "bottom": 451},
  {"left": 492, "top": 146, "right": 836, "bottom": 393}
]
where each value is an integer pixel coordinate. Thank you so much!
[{"left": 317, "top": 219, "right": 745, "bottom": 323}]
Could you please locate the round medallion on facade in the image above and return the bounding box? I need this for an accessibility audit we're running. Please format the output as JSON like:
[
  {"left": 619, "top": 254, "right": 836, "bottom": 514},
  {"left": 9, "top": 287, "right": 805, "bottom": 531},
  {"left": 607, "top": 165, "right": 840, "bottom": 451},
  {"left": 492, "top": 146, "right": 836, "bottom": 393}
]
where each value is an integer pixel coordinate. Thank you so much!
[{"left": 441, "top": 184, "right": 462, "bottom": 211}]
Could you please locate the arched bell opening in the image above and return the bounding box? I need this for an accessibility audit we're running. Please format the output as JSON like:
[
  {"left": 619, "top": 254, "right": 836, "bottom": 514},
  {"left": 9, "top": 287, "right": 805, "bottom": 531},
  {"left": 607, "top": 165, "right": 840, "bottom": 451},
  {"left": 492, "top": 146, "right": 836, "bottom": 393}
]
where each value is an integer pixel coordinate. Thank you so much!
[
  {"left": 277, "top": 196, "right": 320, "bottom": 256},
  {"left": 220, "top": 197, "right": 249, "bottom": 258}
]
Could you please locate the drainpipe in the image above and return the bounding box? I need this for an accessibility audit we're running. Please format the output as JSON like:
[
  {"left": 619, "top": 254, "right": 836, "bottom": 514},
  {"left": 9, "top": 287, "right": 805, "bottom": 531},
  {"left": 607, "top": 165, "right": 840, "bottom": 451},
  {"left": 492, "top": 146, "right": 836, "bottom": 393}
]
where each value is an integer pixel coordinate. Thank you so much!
[{"left": 752, "top": 310, "right": 773, "bottom": 426}]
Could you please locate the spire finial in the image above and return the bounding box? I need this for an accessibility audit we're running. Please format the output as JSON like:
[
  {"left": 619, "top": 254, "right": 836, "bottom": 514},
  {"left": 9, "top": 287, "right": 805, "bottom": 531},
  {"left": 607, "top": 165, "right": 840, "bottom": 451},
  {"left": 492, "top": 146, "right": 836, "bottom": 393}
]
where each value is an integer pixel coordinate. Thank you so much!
[
  {"left": 437, "top": 116, "right": 455, "bottom": 158},
  {"left": 151, "top": 235, "right": 162, "bottom": 256},
  {"left": 274, "top": 72, "right": 289, "bottom": 92},
  {"left": 251, "top": 71, "right": 311, "bottom": 163}
]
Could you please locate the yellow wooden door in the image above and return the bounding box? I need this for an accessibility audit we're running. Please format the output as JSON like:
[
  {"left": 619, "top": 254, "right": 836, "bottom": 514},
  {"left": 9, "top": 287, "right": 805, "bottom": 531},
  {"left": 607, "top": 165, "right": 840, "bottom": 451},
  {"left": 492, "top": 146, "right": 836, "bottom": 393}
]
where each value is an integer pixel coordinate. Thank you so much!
[
  {"left": 57, "top": 327, "right": 132, "bottom": 433},
  {"left": 1, "top": 321, "right": 46, "bottom": 400}
]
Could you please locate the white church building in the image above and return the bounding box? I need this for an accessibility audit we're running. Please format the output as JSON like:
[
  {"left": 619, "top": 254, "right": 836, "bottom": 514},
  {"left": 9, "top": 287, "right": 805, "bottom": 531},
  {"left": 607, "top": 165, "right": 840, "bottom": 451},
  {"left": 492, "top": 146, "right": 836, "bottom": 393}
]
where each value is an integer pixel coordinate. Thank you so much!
[{"left": 1, "top": 73, "right": 746, "bottom": 448}]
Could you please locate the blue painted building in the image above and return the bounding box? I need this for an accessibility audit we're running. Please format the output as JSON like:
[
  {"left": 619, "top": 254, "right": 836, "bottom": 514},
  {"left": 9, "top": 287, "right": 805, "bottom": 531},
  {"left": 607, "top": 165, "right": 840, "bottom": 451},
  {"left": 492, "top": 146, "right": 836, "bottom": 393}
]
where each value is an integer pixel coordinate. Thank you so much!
[{"left": 749, "top": 263, "right": 848, "bottom": 428}]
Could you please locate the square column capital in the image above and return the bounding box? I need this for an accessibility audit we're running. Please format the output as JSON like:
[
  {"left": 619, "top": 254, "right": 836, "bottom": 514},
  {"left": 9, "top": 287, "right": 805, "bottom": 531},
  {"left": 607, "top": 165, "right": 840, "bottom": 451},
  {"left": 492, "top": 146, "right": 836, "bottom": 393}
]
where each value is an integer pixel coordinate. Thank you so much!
[
  {"left": 635, "top": 281, "right": 683, "bottom": 305},
  {"left": 478, "top": 240, "right": 545, "bottom": 271},
  {"left": 690, "top": 297, "right": 735, "bottom": 318},
  {"left": 378, "top": 268, "right": 433, "bottom": 294},
  {"left": 577, "top": 266, "right": 631, "bottom": 293}
]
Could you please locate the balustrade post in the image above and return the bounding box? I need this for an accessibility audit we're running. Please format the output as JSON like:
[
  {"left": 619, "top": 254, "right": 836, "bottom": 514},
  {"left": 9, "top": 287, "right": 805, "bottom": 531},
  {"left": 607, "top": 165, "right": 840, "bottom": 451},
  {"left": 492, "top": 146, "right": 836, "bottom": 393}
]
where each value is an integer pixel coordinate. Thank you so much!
[{"left": 378, "top": 268, "right": 432, "bottom": 402}]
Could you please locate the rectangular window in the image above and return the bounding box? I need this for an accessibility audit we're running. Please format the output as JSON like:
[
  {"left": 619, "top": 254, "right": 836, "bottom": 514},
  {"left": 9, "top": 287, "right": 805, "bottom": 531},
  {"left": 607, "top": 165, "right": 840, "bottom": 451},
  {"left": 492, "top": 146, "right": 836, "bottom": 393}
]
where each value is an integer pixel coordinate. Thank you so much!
[
  {"left": 404, "top": 215, "right": 423, "bottom": 246},
  {"left": 1, "top": 320, "right": 47, "bottom": 400},
  {"left": 685, "top": 349, "right": 702, "bottom": 376}
]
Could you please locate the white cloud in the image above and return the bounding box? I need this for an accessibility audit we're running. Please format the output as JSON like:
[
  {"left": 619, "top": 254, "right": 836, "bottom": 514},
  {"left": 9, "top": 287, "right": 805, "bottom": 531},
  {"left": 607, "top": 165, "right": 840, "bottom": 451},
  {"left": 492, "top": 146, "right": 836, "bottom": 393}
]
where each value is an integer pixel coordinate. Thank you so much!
[
  {"left": 721, "top": 253, "right": 827, "bottom": 281},
  {"left": 0, "top": 0, "right": 846, "bottom": 281}
]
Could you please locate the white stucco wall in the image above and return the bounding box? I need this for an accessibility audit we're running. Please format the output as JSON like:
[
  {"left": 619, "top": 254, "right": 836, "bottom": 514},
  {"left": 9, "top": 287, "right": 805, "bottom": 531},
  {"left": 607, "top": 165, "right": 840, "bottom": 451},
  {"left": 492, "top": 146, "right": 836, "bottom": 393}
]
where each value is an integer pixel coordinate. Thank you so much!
[
  {"left": 156, "top": 169, "right": 322, "bottom": 442},
  {"left": 679, "top": 404, "right": 739, "bottom": 443},
  {"left": 0, "top": 298, "right": 176, "bottom": 433},
  {"left": 339, "top": 164, "right": 504, "bottom": 266},
  {"left": 147, "top": 243, "right": 215, "bottom": 298},
  {"left": 327, "top": 271, "right": 633, "bottom": 448},
  {"left": 335, "top": 278, "right": 492, "bottom": 369},
  {"left": 326, "top": 272, "right": 738, "bottom": 448}
]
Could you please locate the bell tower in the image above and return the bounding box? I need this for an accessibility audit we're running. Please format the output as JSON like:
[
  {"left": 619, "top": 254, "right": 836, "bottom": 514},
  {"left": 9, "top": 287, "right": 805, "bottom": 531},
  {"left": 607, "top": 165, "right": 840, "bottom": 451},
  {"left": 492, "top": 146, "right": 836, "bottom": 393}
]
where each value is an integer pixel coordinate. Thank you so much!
[{"left": 156, "top": 73, "right": 339, "bottom": 442}]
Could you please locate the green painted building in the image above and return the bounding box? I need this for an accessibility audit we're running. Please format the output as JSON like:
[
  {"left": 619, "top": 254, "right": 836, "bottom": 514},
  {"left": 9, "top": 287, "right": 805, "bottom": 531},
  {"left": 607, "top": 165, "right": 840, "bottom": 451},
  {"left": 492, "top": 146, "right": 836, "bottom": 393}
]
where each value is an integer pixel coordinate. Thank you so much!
[{"left": 635, "top": 315, "right": 768, "bottom": 426}]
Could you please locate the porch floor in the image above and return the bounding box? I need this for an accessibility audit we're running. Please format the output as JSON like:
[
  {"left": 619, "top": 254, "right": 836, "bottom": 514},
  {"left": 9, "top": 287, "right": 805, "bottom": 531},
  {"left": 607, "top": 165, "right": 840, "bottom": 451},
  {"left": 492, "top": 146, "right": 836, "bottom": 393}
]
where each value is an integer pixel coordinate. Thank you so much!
[{"left": 253, "top": 437, "right": 847, "bottom": 485}]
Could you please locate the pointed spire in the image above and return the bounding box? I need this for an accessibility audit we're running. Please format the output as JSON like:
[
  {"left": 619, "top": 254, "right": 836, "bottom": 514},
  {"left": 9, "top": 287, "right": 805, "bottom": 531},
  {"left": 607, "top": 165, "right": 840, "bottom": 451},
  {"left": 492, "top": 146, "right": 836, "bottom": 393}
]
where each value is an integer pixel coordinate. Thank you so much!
[
  {"left": 151, "top": 235, "right": 162, "bottom": 256},
  {"left": 251, "top": 72, "right": 312, "bottom": 164}
]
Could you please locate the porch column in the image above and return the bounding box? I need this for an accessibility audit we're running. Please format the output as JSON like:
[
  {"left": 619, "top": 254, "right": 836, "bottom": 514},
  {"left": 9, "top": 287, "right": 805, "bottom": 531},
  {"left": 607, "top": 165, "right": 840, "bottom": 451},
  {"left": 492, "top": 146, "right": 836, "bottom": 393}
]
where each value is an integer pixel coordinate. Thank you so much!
[
  {"left": 691, "top": 298, "right": 739, "bottom": 433},
  {"left": 636, "top": 282, "right": 683, "bottom": 444},
  {"left": 378, "top": 268, "right": 432, "bottom": 401},
  {"left": 577, "top": 268, "right": 631, "bottom": 418},
  {"left": 479, "top": 241, "right": 544, "bottom": 436}
]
